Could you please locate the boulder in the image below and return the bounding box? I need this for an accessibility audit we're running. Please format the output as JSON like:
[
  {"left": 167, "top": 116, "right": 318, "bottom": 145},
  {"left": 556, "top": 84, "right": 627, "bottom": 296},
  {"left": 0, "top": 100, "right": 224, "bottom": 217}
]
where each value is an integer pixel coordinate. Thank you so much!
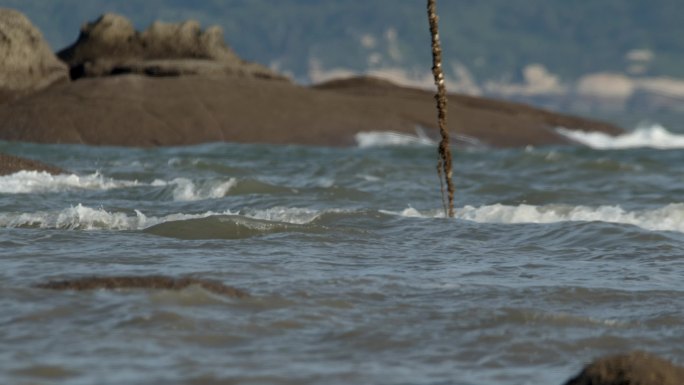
[
  {"left": 563, "top": 351, "right": 684, "bottom": 385},
  {"left": 57, "top": 13, "right": 286, "bottom": 80},
  {"left": 0, "top": 8, "right": 69, "bottom": 103},
  {"left": 0, "top": 153, "right": 65, "bottom": 176},
  {"left": 0, "top": 74, "right": 623, "bottom": 147},
  {"left": 36, "top": 275, "right": 249, "bottom": 298}
]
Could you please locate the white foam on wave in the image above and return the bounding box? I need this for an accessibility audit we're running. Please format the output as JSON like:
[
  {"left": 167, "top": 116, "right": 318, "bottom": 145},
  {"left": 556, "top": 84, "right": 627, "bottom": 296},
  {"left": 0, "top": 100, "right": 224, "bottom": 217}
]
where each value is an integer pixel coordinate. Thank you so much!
[
  {"left": 151, "top": 177, "right": 237, "bottom": 201},
  {"left": 0, "top": 204, "right": 328, "bottom": 231},
  {"left": 0, "top": 171, "right": 237, "bottom": 202},
  {"left": 0, "top": 204, "right": 141, "bottom": 230},
  {"left": 355, "top": 130, "right": 435, "bottom": 148},
  {"left": 8, "top": 202, "right": 684, "bottom": 234},
  {"left": 0, "top": 204, "right": 235, "bottom": 231},
  {"left": 388, "top": 203, "right": 684, "bottom": 233},
  {"left": 557, "top": 124, "right": 684, "bottom": 149},
  {"left": 0, "top": 171, "right": 139, "bottom": 194},
  {"left": 240, "top": 206, "right": 323, "bottom": 224}
]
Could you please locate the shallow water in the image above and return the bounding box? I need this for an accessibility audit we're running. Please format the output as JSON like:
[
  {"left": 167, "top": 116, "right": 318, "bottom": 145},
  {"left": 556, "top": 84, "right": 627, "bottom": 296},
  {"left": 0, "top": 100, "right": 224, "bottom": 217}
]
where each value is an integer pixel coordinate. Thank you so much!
[{"left": 1, "top": 125, "right": 683, "bottom": 385}]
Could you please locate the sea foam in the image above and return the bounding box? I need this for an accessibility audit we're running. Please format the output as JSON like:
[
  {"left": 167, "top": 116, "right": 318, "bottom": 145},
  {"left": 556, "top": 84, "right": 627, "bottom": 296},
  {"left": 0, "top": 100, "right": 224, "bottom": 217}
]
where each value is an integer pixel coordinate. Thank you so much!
[
  {"left": 0, "top": 171, "right": 139, "bottom": 194},
  {"left": 0, "top": 205, "right": 324, "bottom": 231},
  {"left": 0, "top": 170, "right": 239, "bottom": 202},
  {"left": 355, "top": 130, "right": 435, "bottom": 147},
  {"left": 151, "top": 177, "right": 237, "bottom": 201},
  {"left": 391, "top": 203, "right": 684, "bottom": 233},
  {"left": 0, "top": 204, "right": 232, "bottom": 231},
  {"left": 557, "top": 124, "right": 684, "bottom": 149},
  {"left": 6, "top": 202, "right": 684, "bottom": 234}
]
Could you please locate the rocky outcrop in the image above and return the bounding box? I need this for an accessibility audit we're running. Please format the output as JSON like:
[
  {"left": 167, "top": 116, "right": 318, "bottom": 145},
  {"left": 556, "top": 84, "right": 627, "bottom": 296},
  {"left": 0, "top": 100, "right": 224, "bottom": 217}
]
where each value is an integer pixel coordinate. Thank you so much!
[
  {"left": 0, "top": 10, "right": 623, "bottom": 148},
  {"left": 57, "top": 13, "right": 286, "bottom": 81},
  {"left": 0, "top": 74, "right": 623, "bottom": 147},
  {"left": 0, "top": 153, "right": 65, "bottom": 176},
  {"left": 563, "top": 351, "right": 684, "bottom": 385},
  {"left": 36, "top": 275, "right": 249, "bottom": 298},
  {"left": 0, "top": 8, "right": 69, "bottom": 103},
  {"left": 314, "top": 76, "right": 623, "bottom": 146}
]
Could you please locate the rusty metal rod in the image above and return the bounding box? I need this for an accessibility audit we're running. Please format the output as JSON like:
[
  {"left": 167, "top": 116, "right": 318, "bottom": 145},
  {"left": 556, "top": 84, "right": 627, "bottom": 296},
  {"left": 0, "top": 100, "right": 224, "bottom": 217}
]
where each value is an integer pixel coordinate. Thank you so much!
[{"left": 427, "top": 0, "right": 455, "bottom": 217}]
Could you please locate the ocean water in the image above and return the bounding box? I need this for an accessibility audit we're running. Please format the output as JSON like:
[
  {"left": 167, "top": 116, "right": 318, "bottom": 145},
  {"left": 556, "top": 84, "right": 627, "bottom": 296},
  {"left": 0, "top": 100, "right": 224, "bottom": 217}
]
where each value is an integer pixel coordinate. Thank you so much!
[{"left": 1, "top": 124, "right": 683, "bottom": 385}]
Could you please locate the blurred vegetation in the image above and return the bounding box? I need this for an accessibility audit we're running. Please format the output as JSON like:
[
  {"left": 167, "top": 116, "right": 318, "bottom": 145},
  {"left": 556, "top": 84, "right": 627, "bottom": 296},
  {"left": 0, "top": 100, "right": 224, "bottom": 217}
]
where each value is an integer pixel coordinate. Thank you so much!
[{"left": 2, "top": 0, "right": 683, "bottom": 82}]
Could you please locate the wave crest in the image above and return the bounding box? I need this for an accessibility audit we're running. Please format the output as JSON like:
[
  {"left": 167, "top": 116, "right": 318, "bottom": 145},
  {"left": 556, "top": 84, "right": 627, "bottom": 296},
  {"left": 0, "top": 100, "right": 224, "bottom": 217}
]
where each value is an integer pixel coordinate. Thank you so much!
[
  {"left": 0, "top": 171, "right": 139, "bottom": 194},
  {"left": 389, "top": 203, "right": 684, "bottom": 233},
  {"left": 557, "top": 124, "right": 684, "bottom": 149}
]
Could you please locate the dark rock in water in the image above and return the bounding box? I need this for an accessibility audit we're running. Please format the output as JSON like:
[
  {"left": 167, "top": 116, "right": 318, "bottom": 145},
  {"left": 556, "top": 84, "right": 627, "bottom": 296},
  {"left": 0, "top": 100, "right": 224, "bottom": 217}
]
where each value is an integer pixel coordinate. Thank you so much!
[
  {"left": 36, "top": 275, "right": 249, "bottom": 298},
  {"left": 0, "top": 153, "right": 66, "bottom": 176},
  {"left": 0, "top": 73, "right": 623, "bottom": 148},
  {"left": 315, "top": 76, "right": 624, "bottom": 147},
  {"left": 0, "top": 8, "right": 69, "bottom": 103},
  {"left": 563, "top": 351, "right": 684, "bottom": 385},
  {"left": 57, "top": 13, "right": 286, "bottom": 81}
]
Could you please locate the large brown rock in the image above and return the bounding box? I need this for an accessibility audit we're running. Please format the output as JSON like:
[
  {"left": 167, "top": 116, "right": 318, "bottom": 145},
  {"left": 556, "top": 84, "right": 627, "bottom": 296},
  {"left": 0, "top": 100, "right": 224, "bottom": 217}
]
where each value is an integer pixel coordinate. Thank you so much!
[
  {"left": 563, "top": 351, "right": 684, "bottom": 385},
  {"left": 0, "top": 153, "right": 65, "bottom": 176},
  {"left": 57, "top": 13, "right": 285, "bottom": 80},
  {"left": 0, "top": 10, "right": 622, "bottom": 148},
  {"left": 0, "top": 8, "right": 69, "bottom": 103},
  {"left": 0, "top": 73, "right": 623, "bottom": 148}
]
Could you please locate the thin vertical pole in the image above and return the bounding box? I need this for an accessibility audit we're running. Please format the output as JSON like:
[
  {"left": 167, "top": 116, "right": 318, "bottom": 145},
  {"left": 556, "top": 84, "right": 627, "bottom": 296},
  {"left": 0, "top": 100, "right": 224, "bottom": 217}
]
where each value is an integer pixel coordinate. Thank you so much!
[{"left": 427, "top": 0, "right": 455, "bottom": 217}]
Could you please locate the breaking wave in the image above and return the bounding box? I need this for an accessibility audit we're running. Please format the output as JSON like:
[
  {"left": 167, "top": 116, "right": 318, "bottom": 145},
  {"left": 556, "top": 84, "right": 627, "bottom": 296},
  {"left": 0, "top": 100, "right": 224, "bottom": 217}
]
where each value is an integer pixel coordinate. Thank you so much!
[
  {"left": 0, "top": 171, "right": 249, "bottom": 202},
  {"left": 388, "top": 203, "right": 684, "bottom": 233},
  {"left": 557, "top": 124, "right": 684, "bottom": 149},
  {"left": 4, "top": 202, "right": 684, "bottom": 235},
  {"left": 0, "top": 204, "right": 325, "bottom": 232},
  {"left": 354, "top": 130, "right": 435, "bottom": 147},
  {"left": 151, "top": 178, "right": 237, "bottom": 201},
  {"left": 0, "top": 171, "right": 139, "bottom": 194}
]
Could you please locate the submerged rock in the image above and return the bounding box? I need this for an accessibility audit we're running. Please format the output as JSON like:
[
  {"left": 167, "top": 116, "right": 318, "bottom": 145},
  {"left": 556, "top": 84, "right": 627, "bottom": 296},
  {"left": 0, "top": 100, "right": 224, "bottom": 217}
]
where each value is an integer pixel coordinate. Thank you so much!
[
  {"left": 0, "top": 8, "right": 69, "bottom": 103},
  {"left": 36, "top": 275, "right": 249, "bottom": 298},
  {"left": 563, "top": 351, "right": 684, "bottom": 385},
  {"left": 0, "top": 153, "right": 65, "bottom": 176},
  {"left": 57, "top": 13, "right": 286, "bottom": 81}
]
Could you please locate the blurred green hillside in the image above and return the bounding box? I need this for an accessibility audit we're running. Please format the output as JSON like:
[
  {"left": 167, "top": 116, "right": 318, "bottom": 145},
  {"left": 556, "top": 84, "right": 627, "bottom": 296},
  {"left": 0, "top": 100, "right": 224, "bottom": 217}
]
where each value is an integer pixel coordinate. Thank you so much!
[{"left": 2, "top": 0, "right": 683, "bottom": 83}]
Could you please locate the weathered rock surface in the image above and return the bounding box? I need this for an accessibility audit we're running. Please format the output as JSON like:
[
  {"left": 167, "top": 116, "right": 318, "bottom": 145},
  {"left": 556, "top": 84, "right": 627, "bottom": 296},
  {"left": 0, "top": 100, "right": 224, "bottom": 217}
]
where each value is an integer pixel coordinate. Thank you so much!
[
  {"left": 0, "top": 8, "right": 69, "bottom": 103},
  {"left": 563, "top": 351, "right": 684, "bottom": 385},
  {"left": 314, "top": 76, "right": 623, "bottom": 147},
  {"left": 57, "top": 13, "right": 286, "bottom": 81},
  {"left": 0, "top": 73, "right": 623, "bottom": 148},
  {"left": 0, "top": 153, "right": 65, "bottom": 176},
  {"left": 0, "top": 10, "right": 623, "bottom": 148},
  {"left": 36, "top": 275, "right": 249, "bottom": 298}
]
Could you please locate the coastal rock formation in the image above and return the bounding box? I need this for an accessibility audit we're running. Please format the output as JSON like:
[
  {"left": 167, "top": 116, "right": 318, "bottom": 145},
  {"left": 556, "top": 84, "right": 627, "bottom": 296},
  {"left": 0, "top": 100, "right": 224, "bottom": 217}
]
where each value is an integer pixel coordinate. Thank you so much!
[
  {"left": 0, "top": 153, "right": 65, "bottom": 176},
  {"left": 0, "top": 10, "right": 623, "bottom": 148},
  {"left": 563, "top": 351, "right": 684, "bottom": 385},
  {"left": 36, "top": 275, "right": 249, "bottom": 298},
  {"left": 0, "top": 73, "right": 623, "bottom": 148},
  {"left": 0, "top": 8, "right": 69, "bottom": 103},
  {"left": 57, "top": 13, "right": 286, "bottom": 80},
  {"left": 315, "top": 76, "right": 623, "bottom": 146}
]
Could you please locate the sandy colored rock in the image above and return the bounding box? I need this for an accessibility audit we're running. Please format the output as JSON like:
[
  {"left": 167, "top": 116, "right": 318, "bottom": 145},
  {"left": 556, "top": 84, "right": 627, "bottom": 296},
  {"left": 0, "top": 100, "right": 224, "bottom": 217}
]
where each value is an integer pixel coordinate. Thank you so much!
[
  {"left": 0, "top": 153, "right": 65, "bottom": 176},
  {"left": 36, "top": 275, "right": 249, "bottom": 298},
  {"left": 0, "top": 74, "right": 622, "bottom": 148},
  {"left": 57, "top": 13, "right": 285, "bottom": 80},
  {"left": 0, "top": 8, "right": 69, "bottom": 103},
  {"left": 563, "top": 351, "right": 684, "bottom": 385}
]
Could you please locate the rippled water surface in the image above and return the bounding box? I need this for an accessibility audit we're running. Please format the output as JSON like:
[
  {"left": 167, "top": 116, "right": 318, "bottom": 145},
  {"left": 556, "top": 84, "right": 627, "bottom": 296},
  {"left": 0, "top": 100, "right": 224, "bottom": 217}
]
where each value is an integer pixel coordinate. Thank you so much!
[{"left": 1, "top": 126, "right": 684, "bottom": 385}]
